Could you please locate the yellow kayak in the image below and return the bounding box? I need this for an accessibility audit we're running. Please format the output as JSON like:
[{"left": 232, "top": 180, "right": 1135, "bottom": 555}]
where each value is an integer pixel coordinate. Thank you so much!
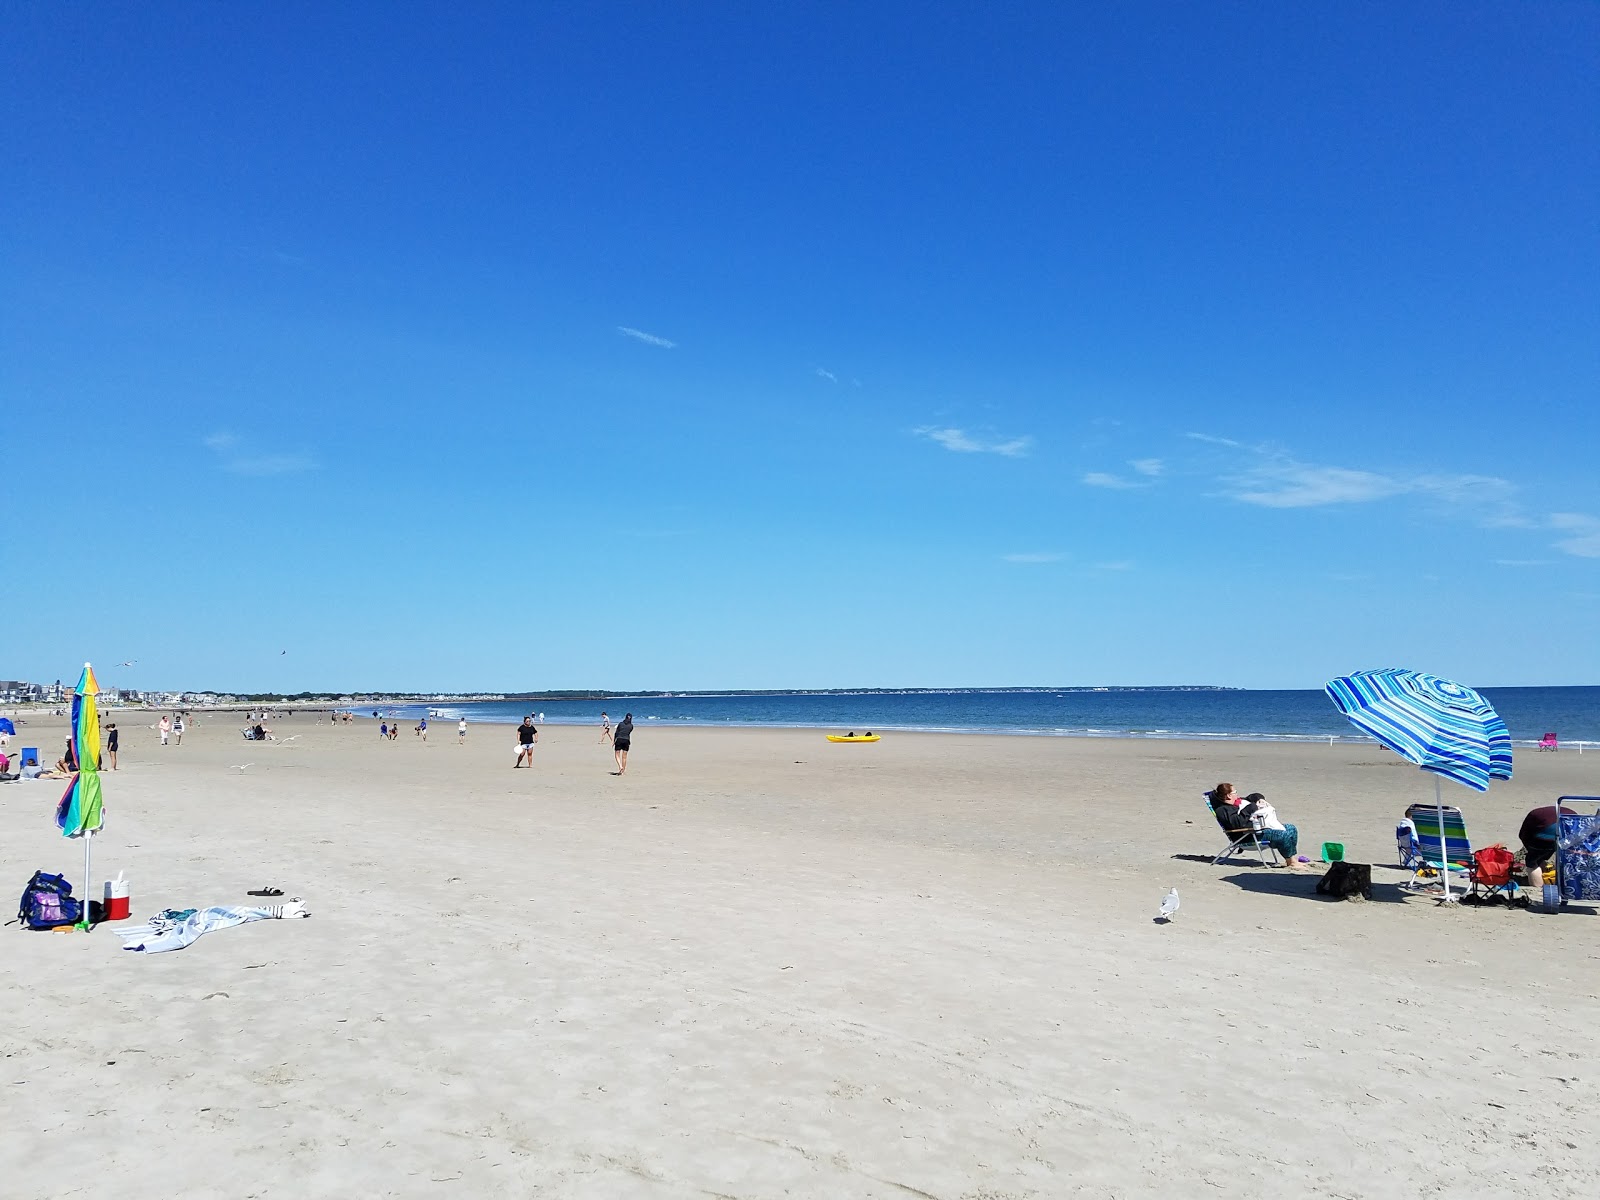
[{"left": 826, "top": 734, "right": 880, "bottom": 743}]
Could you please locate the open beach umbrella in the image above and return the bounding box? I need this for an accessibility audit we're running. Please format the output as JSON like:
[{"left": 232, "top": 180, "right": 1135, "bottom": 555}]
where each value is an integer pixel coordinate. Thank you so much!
[
  {"left": 56, "top": 663, "right": 105, "bottom": 930},
  {"left": 0, "top": 717, "right": 15, "bottom": 735},
  {"left": 1326, "top": 668, "right": 1512, "bottom": 901}
]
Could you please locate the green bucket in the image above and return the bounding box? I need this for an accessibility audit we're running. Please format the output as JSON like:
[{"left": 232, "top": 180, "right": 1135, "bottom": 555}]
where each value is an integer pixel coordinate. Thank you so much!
[{"left": 1321, "top": 842, "right": 1345, "bottom": 863}]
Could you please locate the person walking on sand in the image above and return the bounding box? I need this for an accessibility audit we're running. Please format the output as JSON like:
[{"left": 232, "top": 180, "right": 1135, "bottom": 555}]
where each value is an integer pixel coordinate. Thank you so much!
[
  {"left": 379, "top": 721, "right": 388, "bottom": 740},
  {"left": 458, "top": 717, "right": 468, "bottom": 745},
  {"left": 515, "top": 716, "right": 538, "bottom": 767},
  {"left": 598, "top": 711, "right": 611, "bottom": 744},
  {"left": 612, "top": 713, "right": 633, "bottom": 775},
  {"left": 158, "top": 714, "right": 171, "bottom": 746},
  {"left": 174, "top": 713, "right": 186, "bottom": 745},
  {"left": 105, "top": 723, "right": 119, "bottom": 770}
]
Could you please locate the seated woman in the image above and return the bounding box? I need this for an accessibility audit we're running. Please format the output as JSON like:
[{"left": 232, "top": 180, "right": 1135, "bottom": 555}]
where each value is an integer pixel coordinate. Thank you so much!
[
  {"left": 1239, "top": 792, "right": 1305, "bottom": 869},
  {"left": 1209, "top": 782, "right": 1304, "bottom": 867},
  {"left": 1207, "top": 782, "right": 1256, "bottom": 841}
]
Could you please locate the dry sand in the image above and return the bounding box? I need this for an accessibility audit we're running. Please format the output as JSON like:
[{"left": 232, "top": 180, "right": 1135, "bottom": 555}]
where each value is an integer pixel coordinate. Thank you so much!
[{"left": 3, "top": 710, "right": 1600, "bottom": 1198}]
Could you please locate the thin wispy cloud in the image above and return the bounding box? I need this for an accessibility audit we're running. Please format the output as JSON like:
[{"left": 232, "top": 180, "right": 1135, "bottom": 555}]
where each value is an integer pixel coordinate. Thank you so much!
[
  {"left": 203, "top": 431, "right": 317, "bottom": 477},
  {"left": 1002, "top": 552, "right": 1062, "bottom": 564},
  {"left": 1083, "top": 471, "right": 1142, "bottom": 490},
  {"left": 1550, "top": 513, "right": 1600, "bottom": 558},
  {"left": 617, "top": 326, "right": 676, "bottom": 349},
  {"left": 814, "top": 367, "right": 838, "bottom": 383},
  {"left": 914, "top": 426, "right": 1033, "bottom": 457},
  {"left": 1227, "top": 460, "right": 1511, "bottom": 510},
  {"left": 1495, "top": 559, "right": 1552, "bottom": 567},
  {"left": 1186, "top": 432, "right": 1243, "bottom": 448},
  {"left": 1084, "top": 458, "right": 1162, "bottom": 490}
]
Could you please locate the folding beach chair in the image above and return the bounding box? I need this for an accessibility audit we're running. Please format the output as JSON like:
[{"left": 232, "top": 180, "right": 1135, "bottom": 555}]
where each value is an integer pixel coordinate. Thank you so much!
[
  {"left": 1465, "top": 845, "right": 1518, "bottom": 905},
  {"left": 1207, "top": 795, "right": 1283, "bottom": 867},
  {"left": 1538, "top": 733, "right": 1558, "bottom": 752},
  {"left": 1401, "top": 803, "right": 1473, "bottom": 896}
]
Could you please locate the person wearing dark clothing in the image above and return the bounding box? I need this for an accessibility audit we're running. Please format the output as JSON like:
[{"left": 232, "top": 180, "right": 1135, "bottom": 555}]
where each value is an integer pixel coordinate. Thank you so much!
[
  {"left": 515, "top": 717, "right": 538, "bottom": 768},
  {"left": 106, "top": 724, "right": 119, "bottom": 770},
  {"left": 1519, "top": 804, "right": 1577, "bottom": 870},
  {"left": 612, "top": 714, "right": 633, "bottom": 775}
]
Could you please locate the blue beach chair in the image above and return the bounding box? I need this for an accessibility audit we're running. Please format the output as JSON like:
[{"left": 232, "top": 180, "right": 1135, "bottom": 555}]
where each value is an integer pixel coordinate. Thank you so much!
[{"left": 1401, "top": 803, "right": 1473, "bottom": 897}]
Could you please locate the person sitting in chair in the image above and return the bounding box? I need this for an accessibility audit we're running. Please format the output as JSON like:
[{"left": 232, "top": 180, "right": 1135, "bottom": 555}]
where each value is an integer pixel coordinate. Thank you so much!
[
  {"left": 1209, "top": 783, "right": 1304, "bottom": 868},
  {"left": 1208, "top": 782, "right": 1256, "bottom": 839},
  {"left": 1239, "top": 791, "right": 1305, "bottom": 869}
]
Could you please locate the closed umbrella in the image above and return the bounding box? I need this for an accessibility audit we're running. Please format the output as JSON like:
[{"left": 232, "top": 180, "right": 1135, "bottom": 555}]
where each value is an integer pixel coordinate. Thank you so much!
[
  {"left": 55, "top": 664, "right": 105, "bottom": 929},
  {"left": 1326, "top": 668, "right": 1512, "bottom": 901}
]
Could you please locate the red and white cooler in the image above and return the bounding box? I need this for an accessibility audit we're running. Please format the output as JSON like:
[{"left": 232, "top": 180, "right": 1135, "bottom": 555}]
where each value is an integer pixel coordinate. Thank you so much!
[{"left": 102, "top": 872, "right": 131, "bottom": 921}]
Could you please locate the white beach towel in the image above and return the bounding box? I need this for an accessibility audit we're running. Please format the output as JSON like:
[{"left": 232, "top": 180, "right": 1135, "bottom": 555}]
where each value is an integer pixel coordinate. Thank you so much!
[{"left": 121, "top": 900, "right": 309, "bottom": 953}]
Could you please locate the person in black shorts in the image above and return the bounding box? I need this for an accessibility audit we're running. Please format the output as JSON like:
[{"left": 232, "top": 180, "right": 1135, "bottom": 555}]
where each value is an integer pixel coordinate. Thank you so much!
[
  {"left": 612, "top": 713, "right": 633, "bottom": 775},
  {"left": 515, "top": 716, "right": 538, "bottom": 768},
  {"left": 105, "top": 723, "right": 119, "bottom": 770}
]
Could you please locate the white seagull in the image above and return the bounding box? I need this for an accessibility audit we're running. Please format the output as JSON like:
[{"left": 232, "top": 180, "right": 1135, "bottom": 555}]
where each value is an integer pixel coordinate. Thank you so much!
[
  {"left": 1156, "top": 888, "right": 1180, "bottom": 922},
  {"left": 229, "top": 763, "right": 254, "bottom": 773}
]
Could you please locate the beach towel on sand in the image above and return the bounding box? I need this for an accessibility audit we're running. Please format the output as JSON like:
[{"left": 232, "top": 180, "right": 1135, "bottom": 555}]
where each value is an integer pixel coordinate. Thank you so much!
[{"left": 121, "top": 900, "right": 309, "bottom": 953}]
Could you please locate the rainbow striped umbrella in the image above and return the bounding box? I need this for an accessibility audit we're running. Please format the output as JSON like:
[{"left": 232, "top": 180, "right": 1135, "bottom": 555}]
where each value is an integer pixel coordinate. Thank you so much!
[
  {"left": 55, "top": 663, "right": 104, "bottom": 929},
  {"left": 1326, "top": 668, "right": 1512, "bottom": 901}
]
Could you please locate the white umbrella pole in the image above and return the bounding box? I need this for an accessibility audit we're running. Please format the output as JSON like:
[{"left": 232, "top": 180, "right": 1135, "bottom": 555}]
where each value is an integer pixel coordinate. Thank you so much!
[
  {"left": 82, "top": 830, "right": 93, "bottom": 931},
  {"left": 1435, "top": 777, "right": 1451, "bottom": 902}
]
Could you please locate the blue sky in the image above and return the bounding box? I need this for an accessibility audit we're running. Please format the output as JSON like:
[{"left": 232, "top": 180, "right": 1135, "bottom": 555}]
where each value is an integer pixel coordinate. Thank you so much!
[{"left": 3, "top": 2, "right": 1596, "bottom": 693}]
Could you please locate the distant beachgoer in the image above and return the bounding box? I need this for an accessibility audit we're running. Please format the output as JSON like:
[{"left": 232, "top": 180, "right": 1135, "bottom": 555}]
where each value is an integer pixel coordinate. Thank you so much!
[
  {"left": 515, "top": 717, "right": 538, "bottom": 767},
  {"left": 418, "top": 717, "right": 428, "bottom": 741},
  {"left": 598, "top": 712, "right": 611, "bottom": 744},
  {"left": 158, "top": 715, "right": 171, "bottom": 746},
  {"left": 612, "top": 713, "right": 633, "bottom": 775},
  {"left": 59, "top": 737, "right": 78, "bottom": 773},
  {"left": 389, "top": 722, "right": 399, "bottom": 741},
  {"left": 379, "top": 722, "right": 388, "bottom": 739},
  {"left": 174, "top": 714, "right": 186, "bottom": 745},
  {"left": 458, "top": 718, "right": 468, "bottom": 744},
  {"left": 106, "top": 723, "right": 119, "bottom": 771}
]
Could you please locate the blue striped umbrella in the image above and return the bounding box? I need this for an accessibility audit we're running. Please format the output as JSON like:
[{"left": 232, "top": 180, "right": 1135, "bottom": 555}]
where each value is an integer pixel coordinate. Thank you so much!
[
  {"left": 1326, "top": 669, "right": 1512, "bottom": 791},
  {"left": 1326, "top": 668, "right": 1512, "bottom": 901}
]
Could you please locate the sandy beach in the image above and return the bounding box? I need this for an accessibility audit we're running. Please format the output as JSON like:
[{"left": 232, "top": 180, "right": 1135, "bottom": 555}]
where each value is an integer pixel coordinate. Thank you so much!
[{"left": 4, "top": 711, "right": 1599, "bottom": 1198}]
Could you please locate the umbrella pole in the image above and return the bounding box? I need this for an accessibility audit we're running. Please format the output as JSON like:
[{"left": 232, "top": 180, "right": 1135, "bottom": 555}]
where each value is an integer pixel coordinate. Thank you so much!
[
  {"left": 1435, "top": 777, "right": 1452, "bottom": 903},
  {"left": 81, "top": 830, "right": 93, "bottom": 932}
]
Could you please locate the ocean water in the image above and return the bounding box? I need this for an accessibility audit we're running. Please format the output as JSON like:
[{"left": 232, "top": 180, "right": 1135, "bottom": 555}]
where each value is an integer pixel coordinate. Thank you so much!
[{"left": 368, "top": 686, "right": 1600, "bottom": 746}]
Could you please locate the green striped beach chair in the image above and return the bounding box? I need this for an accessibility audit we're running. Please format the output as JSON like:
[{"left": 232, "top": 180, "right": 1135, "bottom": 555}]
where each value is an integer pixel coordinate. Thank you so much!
[{"left": 1401, "top": 803, "right": 1473, "bottom": 896}]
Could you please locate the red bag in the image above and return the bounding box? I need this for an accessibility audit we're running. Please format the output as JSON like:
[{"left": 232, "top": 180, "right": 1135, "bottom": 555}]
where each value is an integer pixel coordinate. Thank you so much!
[{"left": 1473, "top": 845, "right": 1515, "bottom": 886}]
